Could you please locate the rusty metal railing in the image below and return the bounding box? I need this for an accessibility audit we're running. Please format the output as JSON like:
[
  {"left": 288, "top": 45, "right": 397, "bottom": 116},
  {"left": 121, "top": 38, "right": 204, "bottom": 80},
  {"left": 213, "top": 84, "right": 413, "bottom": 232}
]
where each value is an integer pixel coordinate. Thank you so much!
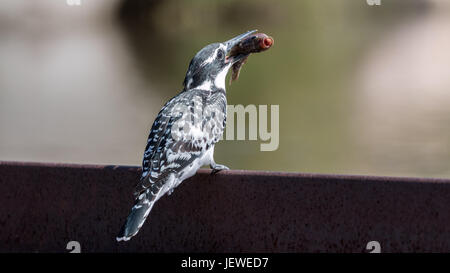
[{"left": 0, "top": 161, "right": 449, "bottom": 252}]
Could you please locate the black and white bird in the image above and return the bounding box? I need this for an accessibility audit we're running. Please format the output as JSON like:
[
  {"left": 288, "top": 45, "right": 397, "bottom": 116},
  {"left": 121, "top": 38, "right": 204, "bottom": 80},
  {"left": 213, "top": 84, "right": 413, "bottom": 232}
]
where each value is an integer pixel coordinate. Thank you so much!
[{"left": 116, "top": 30, "right": 257, "bottom": 241}]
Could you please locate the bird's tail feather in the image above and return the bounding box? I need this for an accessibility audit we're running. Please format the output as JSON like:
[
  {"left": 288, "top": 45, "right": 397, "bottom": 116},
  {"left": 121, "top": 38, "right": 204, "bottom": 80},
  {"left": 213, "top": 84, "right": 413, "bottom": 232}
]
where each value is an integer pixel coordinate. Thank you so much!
[{"left": 116, "top": 190, "right": 156, "bottom": 242}]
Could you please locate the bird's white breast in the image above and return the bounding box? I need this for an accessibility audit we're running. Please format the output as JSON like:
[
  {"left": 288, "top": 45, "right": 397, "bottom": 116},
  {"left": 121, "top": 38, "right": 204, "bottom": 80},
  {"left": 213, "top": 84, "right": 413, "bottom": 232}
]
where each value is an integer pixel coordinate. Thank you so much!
[{"left": 175, "top": 146, "right": 214, "bottom": 188}]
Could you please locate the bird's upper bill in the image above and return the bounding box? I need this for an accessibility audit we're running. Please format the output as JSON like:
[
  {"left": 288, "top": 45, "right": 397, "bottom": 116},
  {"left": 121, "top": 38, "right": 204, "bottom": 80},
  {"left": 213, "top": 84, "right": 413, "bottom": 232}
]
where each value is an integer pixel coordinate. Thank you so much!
[{"left": 224, "top": 30, "right": 274, "bottom": 64}]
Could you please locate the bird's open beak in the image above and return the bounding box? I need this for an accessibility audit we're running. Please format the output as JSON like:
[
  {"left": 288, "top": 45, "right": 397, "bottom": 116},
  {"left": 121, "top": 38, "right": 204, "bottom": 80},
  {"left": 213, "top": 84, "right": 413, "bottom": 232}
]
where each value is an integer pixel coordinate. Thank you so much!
[{"left": 224, "top": 30, "right": 257, "bottom": 64}]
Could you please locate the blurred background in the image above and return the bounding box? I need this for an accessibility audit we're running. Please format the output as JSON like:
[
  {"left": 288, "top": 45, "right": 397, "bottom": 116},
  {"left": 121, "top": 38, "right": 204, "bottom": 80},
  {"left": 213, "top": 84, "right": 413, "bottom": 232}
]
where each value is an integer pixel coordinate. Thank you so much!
[{"left": 0, "top": 0, "right": 449, "bottom": 178}]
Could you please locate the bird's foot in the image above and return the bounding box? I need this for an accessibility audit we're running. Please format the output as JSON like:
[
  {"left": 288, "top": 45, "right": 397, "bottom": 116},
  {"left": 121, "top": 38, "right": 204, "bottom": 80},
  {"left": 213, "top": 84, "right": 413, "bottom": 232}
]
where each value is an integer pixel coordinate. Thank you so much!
[{"left": 210, "top": 163, "right": 229, "bottom": 174}]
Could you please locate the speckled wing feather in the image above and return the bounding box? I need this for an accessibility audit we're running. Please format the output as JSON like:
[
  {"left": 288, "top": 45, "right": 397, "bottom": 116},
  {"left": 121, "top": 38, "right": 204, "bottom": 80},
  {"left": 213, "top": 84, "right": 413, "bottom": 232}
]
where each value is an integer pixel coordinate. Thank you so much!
[{"left": 134, "top": 89, "right": 226, "bottom": 197}]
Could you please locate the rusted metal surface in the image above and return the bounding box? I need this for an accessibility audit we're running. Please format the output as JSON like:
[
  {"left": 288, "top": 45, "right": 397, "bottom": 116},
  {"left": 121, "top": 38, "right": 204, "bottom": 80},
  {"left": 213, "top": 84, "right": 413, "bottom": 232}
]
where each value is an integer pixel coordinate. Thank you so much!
[{"left": 0, "top": 161, "right": 449, "bottom": 253}]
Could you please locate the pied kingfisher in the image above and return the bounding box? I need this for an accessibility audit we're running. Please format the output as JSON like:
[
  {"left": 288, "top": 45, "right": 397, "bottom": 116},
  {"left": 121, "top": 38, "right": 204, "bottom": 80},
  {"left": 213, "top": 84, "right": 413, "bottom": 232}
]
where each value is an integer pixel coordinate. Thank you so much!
[{"left": 117, "top": 30, "right": 258, "bottom": 241}]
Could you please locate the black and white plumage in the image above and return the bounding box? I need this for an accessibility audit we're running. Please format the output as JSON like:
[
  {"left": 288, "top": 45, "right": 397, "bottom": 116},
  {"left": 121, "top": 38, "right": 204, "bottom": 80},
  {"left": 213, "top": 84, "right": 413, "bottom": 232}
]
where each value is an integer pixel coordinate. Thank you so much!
[{"left": 116, "top": 30, "right": 257, "bottom": 241}]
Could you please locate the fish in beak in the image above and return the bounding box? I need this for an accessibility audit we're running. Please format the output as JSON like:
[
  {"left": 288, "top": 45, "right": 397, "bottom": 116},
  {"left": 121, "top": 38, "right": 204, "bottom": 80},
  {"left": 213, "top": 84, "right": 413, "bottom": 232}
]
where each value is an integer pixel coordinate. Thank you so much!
[{"left": 225, "top": 31, "right": 274, "bottom": 83}]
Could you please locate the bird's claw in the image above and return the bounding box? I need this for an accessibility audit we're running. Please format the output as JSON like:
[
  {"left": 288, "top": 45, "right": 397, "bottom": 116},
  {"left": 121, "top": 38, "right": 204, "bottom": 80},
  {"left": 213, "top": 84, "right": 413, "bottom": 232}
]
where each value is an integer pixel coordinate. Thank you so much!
[{"left": 210, "top": 164, "right": 229, "bottom": 174}]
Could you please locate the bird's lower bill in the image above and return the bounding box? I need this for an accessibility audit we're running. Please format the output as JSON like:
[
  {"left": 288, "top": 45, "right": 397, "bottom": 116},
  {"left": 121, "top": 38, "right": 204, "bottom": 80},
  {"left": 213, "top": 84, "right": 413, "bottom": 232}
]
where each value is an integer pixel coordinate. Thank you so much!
[{"left": 225, "top": 53, "right": 248, "bottom": 64}]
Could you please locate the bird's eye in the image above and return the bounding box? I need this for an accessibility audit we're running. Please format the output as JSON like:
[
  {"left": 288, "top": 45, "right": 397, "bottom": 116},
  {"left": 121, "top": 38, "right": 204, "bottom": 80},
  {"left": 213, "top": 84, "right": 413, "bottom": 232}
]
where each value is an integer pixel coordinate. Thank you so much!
[{"left": 217, "top": 50, "right": 224, "bottom": 59}]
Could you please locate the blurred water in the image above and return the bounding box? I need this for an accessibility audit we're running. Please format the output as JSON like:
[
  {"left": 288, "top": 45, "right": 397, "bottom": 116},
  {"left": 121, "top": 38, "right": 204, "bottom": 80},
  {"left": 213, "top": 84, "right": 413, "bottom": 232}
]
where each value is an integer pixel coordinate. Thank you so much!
[{"left": 0, "top": 0, "right": 449, "bottom": 178}]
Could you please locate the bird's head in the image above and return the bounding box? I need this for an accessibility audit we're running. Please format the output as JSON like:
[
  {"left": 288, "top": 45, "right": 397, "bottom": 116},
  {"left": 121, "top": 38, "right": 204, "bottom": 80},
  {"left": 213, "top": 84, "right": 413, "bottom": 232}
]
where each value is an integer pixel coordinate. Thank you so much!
[{"left": 182, "top": 30, "right": 257, "bottom": 91}]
